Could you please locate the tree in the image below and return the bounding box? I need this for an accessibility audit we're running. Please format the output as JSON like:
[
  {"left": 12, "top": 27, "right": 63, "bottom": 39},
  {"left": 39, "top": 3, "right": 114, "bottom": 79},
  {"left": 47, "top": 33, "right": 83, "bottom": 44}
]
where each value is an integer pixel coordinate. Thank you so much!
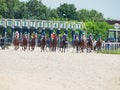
[
  {"left": 77, "top": 9, "right": 90, "bottom": 21},
  {"left": 26, "top": 0, "right": 48, "bottom": 20},
  {"left": 5, "top": 0, "right": 20, "bottom": 19},
  {"left": 49, "top": 9, "right": 58, "bottom": 20},
  {"left": 85, "top": 21, "right": 113, "bottom": 40},
  {"left": 0, "top": 0, "right": 8, "bottom": 18},
  {"left": 57, "top": 3, "right": 77, "bottom": 21},
  {"left": 89, "top": 9, "right": 104, "bottom": 21},
  {"left": 77, "top": 9, "right": 105, "bottom": 22}
]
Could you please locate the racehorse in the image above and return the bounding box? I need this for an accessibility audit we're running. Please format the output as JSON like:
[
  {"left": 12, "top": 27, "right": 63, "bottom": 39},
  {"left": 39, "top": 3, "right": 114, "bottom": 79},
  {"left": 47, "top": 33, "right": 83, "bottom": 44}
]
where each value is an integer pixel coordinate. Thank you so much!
[
  {"left": 40, "top": 37, "right": 46, "bottom": 52},
  {"left": 13, "top": 36, "right": 19, "bottom": 50},
  {"left": 94, "top": 39, "right": 103, "bottom": 52},
  {"left": 79, "top": 38, "right": 86, "bottom": 52},
  {"left": 49, "top": 37, "right": 57, "bottom": 51},
  {"left": 86, "top": 39, "right": 93, "bottom": 52},
  {"left": 29, "top": 34, "right": 36, "bottom": 51},
  {"left": 21, "top": 35, "right": 28, "bottom": 51},
  {"left": 60, "top": 37, "right": 68, "bottom": 53},
  {"left": 73, "top": 39, "right": 80, "bottom": 53}
]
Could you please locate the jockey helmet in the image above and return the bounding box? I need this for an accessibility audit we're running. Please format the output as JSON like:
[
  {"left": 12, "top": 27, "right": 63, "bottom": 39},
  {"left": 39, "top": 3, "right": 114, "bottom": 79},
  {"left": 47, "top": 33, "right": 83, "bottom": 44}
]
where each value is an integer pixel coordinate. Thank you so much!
[
  {"left": 15, "top": 31, "right": 19, "bottom": 34},
  {"left": 24, "top": 32, "right": 27, "bottom": 35},
  {"left": 64, "top": 33, "right": 66, "bottom": 35},
  {"left": 90, "top": 33, "right": 92, "bottom": 36},
  {"left": 42, "top": 31, "right": 46, "bottom": 35}
]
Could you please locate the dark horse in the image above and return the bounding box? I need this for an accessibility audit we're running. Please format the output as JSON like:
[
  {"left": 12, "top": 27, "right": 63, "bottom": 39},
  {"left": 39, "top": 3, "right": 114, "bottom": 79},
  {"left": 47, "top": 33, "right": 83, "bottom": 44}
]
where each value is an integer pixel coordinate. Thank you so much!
[
  {"left": 40, "top": 37, "right": 46, "bottom": 52},
  {"left": 13, "top": 37, "right": 19, "bottom": 50},
  {"left": 79, "top": 38, "right": 86, "bottom": 52},
  {"left": 94, "top": 39, "right": 103, "bottom": 52},
  {"left": 60, "top": 38, "right": 68, "bottom": 52},
  {"left": 49, "top": 37, "right": 57, "bottom": 51},
  {"left": 73, "top": 39, "right": 80, "bottom": 53},
  {"left": 86, "top": 39, "right": 93, "bottom": 52},
  {"left": 22, "top": 35, "right": 28, "bottom": 51},
  {"left": 29, "top": 37, "right": 36, "bottom": 51}
]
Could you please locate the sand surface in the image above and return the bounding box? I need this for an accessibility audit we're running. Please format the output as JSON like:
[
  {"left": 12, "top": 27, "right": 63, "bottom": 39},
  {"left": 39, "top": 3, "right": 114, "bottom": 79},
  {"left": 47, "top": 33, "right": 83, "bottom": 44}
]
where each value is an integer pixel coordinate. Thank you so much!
[{"left": 0, "top": 47, "right": 120, "bottom": 90}]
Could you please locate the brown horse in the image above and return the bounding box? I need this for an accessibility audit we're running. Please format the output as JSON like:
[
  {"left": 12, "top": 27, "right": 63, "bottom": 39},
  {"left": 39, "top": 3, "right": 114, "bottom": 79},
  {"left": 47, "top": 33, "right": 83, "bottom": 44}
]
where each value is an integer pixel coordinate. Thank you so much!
[
  {"left": 86, "top": 39, "right": 93, "bottom": 52},
  {"left": 73, "top": 39, "right": 80, "bottom": 53},
  {"left": 22, "top": 35, "right": 28, "bottom": 51},
  {"left": 13, "top": 37, "right": 19, "bottom": 50},
  {"left": 80, "top": 38, "right": 86, "bottom": 52},
  {"left": 49, "top": 37, "right": 57, "bottom": 51},
  {"left": 94, "top": 39, "right": 103, "bottom": 52},
  {"left": 60, "top": 38, "right": 68, "bottom": 53},
  {"left": 30, "top": 38, "right": 36, "bottom": 51},
  {"left": 40, "top": 37, "right": 46, "bottom": 52}
]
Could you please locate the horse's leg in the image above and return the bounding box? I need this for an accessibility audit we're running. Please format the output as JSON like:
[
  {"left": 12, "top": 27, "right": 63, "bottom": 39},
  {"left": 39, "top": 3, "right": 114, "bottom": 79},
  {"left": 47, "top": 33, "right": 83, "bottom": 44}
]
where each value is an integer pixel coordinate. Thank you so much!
[
  {"left": 26, "top": 45, "right": 27, "bottom": 50},
  {"left": 41, "top": 45, "right": 43, "bottom": 52},
  {"left": 64, "top": 46, "right": 66, "bottom": 53},
  {"left": 33, "top": 45, "right": 35, "bottom": 51},
  {"left": 86, "top": 46, "right": 88, "bottom": 52},
  {"left": 90, "top": 45, "right": 93, "bottom": 52},
  {"left": 61, "top": 47, "right": 63, "bottom": 53},
  {"left": 25, "top": 45, "right": 27, "bottom": 51},
  {"left": 54, "top": 46, "right": 56, "bottom": 52},
  {"left": 81, "top": 47, "right": 83, "bottom": 52},
  {"left": 63, "top": 47, "right": 65, "bottom": 53},
  {"left": 29, "top": 46, "right": 30, "bottom": 51},
  {"left": 14, "top": 45, "right": 15, "bottom": 50},
  {"left": 43, "top": 45, "right": 45, "bottom": 52},
  {"left": 31, "top": 45, "right": 33, "bottom": 51},
  {"left": 72, "top": 45, "right": 75, "bottom": 53},
  {"left": 76, "top": 46, "right": 78, "bottom": 53}
]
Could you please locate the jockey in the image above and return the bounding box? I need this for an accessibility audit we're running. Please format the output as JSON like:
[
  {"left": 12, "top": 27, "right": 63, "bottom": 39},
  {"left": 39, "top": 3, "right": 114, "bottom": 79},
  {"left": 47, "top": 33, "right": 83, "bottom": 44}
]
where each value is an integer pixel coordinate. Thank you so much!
[
  {"left": 81, "top": 32, "right": 85, "bottom": 40},
  {"left": 51, "top": 32, "right": 56, "bottom": 40},
  {"left": 24, "top": 32, "right": 27, "bottom": 38},
  {"left": 75, "top": 32, "right": 79, "bottom": 40},
  {"left": 41, "top": 31, "right": 46, "bottom": 40},
  {"left": 89, "top": 33, "right": 93, "bottom": 40},
  {"left": 15, "top": 31, "right": 19, "bottom": 39},
  {"left": 31, "top": 32, "right": 36, "bottom": 39},
  {"left": 62, "top": 33, "right": 67, "bottom": 41}
]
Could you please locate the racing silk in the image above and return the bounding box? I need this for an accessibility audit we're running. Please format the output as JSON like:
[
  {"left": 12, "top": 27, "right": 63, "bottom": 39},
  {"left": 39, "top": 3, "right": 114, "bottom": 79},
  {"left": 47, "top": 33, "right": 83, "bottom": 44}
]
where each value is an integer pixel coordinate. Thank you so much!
[
  {"left": 51, "top": 33, "right": 56, "bottom": 39},
  {"left": 42, "top": 32, "right": 46, "bottom": 37},
  {"left": 15, "top": 31, "right": 19, "bottom": 39},
  {"left": 75, "top": 34, "right": 79, "bottom": 40},
  {"left": 62, "top": 35, "right": 67, "bottom": 41},
  {"left": 76, "top": 36, "right": 79, "bottom": 41},
  {"left": 41, "top": 32, "right": 46, "bottom": 39},
  {"left": 81, "top": 34, "right": 85, "bottom": 40},
  {"left": 89, "top": 35, "right": 93, "bottom": 40},
  {"left": 31, "top": 33, "right": 36, "bottom": 39}
]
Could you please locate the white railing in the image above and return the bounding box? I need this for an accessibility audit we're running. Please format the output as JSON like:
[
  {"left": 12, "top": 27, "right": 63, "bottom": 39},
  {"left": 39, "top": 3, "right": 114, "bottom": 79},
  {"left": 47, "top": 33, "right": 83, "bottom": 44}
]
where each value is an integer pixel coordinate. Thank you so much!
[{"left": 102, "top": 42, "right": 120, "bottom": 50}]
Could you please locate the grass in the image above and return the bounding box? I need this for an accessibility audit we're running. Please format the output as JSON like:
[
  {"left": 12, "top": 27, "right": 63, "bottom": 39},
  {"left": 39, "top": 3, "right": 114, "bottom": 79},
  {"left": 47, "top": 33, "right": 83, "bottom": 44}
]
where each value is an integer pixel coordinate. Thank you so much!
[{"left": 100, "top": 49, "right": 120, "bottom": 55}]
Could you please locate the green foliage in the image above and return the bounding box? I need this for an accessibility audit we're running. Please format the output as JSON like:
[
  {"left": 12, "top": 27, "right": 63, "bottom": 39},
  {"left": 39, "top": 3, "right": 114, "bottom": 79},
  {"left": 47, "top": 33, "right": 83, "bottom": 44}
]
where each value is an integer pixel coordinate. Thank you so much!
[
  {"left": 100, "top": 50, "right": 120, "bottom": 55},
  {"left": 0, "top": 15, "right": 2, "bottom": 18},
  {"left": 57, "top": 3, "right": 77, "bottom": 21},
  {"left": 85, "top": 21, "right": 113, "bottom": 40},
  {"left": 26, "top": 0, "right": 48, "bottom": 20},
  {"left": 77, "top": 9, "right": 104, "bottom": 22},
  {"left": 0, "top": 0, "right": 114, "bottom": 41},
  {"left": 0, "top": 0, "right": 8, "bottom": 18},
  {"left": 0, "top": 0, "right": 106, "bottom": 21}
]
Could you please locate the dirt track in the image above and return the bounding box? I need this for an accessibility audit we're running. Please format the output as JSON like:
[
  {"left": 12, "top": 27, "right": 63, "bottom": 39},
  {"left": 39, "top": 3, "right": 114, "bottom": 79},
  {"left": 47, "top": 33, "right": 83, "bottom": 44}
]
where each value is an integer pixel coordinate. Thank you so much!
[{"left": 0, "top": 47, "right": 120, "bottom": 90}]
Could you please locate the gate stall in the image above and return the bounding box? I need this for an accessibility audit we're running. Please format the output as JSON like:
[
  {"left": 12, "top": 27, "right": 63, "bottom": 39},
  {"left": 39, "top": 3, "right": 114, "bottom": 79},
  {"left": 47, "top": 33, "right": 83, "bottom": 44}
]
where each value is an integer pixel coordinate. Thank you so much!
[{"left": 0, "top": 19, "right": 86, "bottom": 46}]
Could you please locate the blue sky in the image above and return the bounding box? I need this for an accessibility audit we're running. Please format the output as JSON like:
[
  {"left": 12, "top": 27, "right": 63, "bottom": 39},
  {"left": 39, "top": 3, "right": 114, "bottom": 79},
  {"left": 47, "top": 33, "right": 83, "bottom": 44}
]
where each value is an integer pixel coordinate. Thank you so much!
[{"left": 20, "top": 0, "right": 120, "bottom": 20}]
